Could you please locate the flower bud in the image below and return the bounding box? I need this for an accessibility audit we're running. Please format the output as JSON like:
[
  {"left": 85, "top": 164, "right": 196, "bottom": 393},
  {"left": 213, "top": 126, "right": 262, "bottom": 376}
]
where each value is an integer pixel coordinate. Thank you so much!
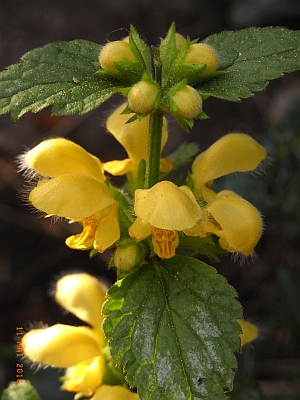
[
  {"left": 113, "top": 244, "right": 141, "bottom": 272},
  {"left": 128, "top": 80, "right": 159, "bottom": 114},
  {"left": 171, "top": 85, "right": 202, "bottom": 119},
  {"left": 99, "top": 41, "right": 135, "bottom": 73},
  {"left": 184, "top": 43, "right": 218, "bottom": 75}
]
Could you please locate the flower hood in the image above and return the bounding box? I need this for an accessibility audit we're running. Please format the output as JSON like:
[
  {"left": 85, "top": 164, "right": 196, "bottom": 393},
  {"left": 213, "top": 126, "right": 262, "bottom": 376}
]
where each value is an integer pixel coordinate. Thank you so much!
[{"left": 104, "top": 103, "right": 172, "bottom": 177}]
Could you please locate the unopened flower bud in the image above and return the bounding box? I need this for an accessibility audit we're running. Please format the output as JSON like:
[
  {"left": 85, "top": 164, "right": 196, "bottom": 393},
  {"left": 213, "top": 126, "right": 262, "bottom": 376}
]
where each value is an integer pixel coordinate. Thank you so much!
[
  {"left": 128, "top": 80, "right": 159, "bottom": 114},
  {"left": 114, "top": 244, "right": 141, "bottom": 272},
  {"left": 184, "top": 43, "right": 218, "bottom": 75},
  {"left": 172, "top": 85, "right": 202, "bottom": 119},
  {"left": 99, "top": 41, "right": 135, "bottom": 73}
]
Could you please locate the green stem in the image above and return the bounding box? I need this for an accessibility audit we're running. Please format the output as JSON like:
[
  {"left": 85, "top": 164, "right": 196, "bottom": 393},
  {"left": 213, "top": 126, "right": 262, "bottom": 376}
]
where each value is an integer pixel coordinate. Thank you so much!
[{"left": 144, "top": 109, "right": 164, "bottom": 189}]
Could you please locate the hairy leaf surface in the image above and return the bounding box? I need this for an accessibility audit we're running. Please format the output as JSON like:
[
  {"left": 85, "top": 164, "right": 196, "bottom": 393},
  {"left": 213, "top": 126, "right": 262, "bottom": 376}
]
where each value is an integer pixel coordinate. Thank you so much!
[
  {"left": 0, "top": 40, "right": 120, "bottom": 121},
  {"left": 103, "top": 255, "right": 242, "bottom": 399},
  {"left": 198, "top": 27, "right": 300, "bottom": 101}
]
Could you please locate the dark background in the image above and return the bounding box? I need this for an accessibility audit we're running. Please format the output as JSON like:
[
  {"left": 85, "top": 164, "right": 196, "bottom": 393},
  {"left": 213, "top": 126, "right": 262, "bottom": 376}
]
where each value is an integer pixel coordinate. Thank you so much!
[{"left": 1, "top": 1, "right": 300, "bottom": 399}]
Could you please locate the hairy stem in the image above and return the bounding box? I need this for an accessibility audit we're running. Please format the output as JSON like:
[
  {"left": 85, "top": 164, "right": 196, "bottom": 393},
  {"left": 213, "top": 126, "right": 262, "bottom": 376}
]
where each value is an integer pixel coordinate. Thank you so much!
[{"left": 144, "top": 110, "right": 164, "bottom": 189}]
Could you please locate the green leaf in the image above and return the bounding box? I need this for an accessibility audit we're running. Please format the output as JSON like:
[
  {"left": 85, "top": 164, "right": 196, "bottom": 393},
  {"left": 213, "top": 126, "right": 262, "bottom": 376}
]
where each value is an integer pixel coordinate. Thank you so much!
[
  {"left": 169, "top": 141, "right": 199, "bottom": 167},
  {"left": 178, "top": 235, "right": 225, "bottom": 261},
  {"left": 0, "top": 40, "right": 120, "bottom": 121},
  {"left": 159, "top": 23, "right": 179, "bottom": 88},
  {"left": 103, "top": 255, "right": 242, "bottom": 400},
  {"left": 197, "top": 27, "right": 300, "bottom": 101},
  {"left": 1, "top": 381, "right": 41, "bottom": 400},
  {"left": 126, "top": 159, "right": 147, "bottom": 193}
]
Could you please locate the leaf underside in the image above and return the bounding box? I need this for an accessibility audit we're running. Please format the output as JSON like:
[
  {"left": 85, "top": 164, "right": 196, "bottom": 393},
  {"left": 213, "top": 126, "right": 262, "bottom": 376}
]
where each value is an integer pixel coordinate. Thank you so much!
[{"left": 103, "top": 255, "right": 242, "bottom": 400}]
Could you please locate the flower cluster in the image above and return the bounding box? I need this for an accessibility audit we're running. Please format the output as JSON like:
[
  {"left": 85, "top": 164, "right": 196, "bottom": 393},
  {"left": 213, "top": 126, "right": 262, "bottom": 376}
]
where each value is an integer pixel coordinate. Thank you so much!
[
  {"left": 191, "top": 133, "right": 266, "bottom": 256},
  {"left": 18, "top": 28, "right": 266, "bottom": 263},
  {"left": 22, "top": 106, "right": 266, "bottom": 266},
  {"left": 22, "top": 273, "right": 139, "bottom": 399},
  {"left": 20, "top": 114, "right": 265, "bottom": 262},
  {"left": 18, "top": 27, "right": 266, "bottom": 264},
  {"left": 22, "top": 273, "right": 257, "bottom": 398},
  {"left": 20, "top": 138, "right": 120, "bottom": 253},
  {"left": 16, "top": 25, "right": 267, "bottom": 399}
]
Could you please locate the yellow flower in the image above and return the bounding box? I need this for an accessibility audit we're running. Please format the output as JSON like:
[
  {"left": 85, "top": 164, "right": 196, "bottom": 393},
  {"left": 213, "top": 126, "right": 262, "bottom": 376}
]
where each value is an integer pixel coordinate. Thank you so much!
[
  {"left": 104, "top": 103, "right": 172, "bottom": 177},
  {"left": 190, "top": 133, "right": 265, "bottom": 255},
  {"left": 22, "top": 273, "right": 107, "bottom": 397},
  {"left": 23, "top": 137, "right": 105, "bottom": 181},
  {"left": 191, "top": 133, "right": 266, "bottom": 202},
  {"left": 128, "top": 181, "right": 204, "bottom": 259},
  {"left": 238, "top": 319, "right": 259, "bottom": 347},
  {"left": 22, "top": 138, "right": 120, "bottom": 253},
  {"left": 201, "top": 190, "right": 263, "bottom": 256},
  {"left": 92, "top": 385, "right": 140, "bottom": 400},
  {"left": 128, "top": 80, "right": 159, "bottom": 114}
]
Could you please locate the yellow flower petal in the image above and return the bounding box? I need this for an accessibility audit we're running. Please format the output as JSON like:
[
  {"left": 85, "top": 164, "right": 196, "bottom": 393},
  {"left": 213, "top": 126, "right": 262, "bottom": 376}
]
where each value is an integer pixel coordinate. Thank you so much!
[
  {"left": 183, "top": 222, "right": 206, "bottom": 238},
  {"left": 133, "top": 181, "right": 202, "bottom": 230},
  {"left": 104, "top": 159, "right": 133, "bottom": 176},
  {"left": 238, "top": 319, "right": 258, "bottom": 347},
  {"left": 192, "top": 133, "right": 266, "bottom": 199},
  {"left": 151, "top": 228, "right": 179, "bottom": 259},
  {"left": 24, "top": 138, "right": 105, "bottom": 181},
  {"left": 55, "top": 273, "right": 107, "bottom": 330},
  {"left": 205, "top": 190, "right": 263, "bottom": 256},
  {"left": 128, "top": 216, "right": 152, "bottom": 241},
  {"left": 92, "top": 385, "right": 140, "bottom": 400},
  {"left": 94, "top": 203, "right": 120, "bottom": 252},
  {"left": 104, "top": 157, "right": 172, "bottom": 176},
  {"left": 66, "top": 215, "right": 99, "bottom": 250},
  {"left": 62, "top": 355, "right": 105, "bottom": 397},
  {"left": 66, "top": 204, "right": 120, "bottom": 252},
  {"left": 22, "top": 324, "right": 101, "bottom": 368},
  {"left": 29, "top": 174, "right": 118, "bottom": 219},
  {"left": 105, "top": 103, "right": 169, "bottom": 177}
]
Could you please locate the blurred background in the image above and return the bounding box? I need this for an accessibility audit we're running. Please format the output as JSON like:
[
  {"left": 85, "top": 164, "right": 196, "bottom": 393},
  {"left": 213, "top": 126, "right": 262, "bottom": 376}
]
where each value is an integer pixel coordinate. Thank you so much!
[{"left": 1, "top": 0, "right": 300, "bottom": 399}]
